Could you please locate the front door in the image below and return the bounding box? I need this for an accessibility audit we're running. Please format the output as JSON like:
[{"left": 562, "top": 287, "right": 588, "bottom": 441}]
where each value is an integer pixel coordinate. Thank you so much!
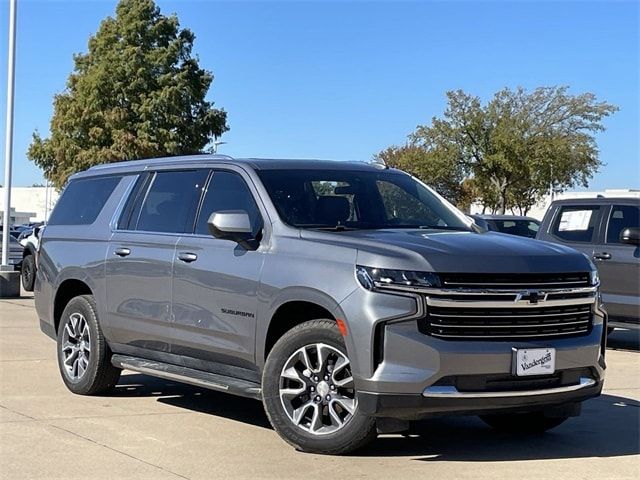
[
  {"left": 593, "top": 203, "right": 640, "bottom": 320},
  {"left": 171, "top": 169, "right": 266, "bottom": 374},
  {"left": 105, "top": 168, "right": 209, "bottom": 354},
  {"left": 547, "top": 204, "right": 606, "bottom": 259}
]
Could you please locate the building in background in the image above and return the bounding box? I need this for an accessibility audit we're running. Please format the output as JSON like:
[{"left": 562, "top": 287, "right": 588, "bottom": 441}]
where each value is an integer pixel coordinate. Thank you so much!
[
  {"left": 0, "top": 206, "right": 36, "bottom": 225},
  {"left": 471, "top": 189, "right": 640, "bottom": 220},
  {"left": 0, "top": 186, "right": 60, "bottom": 224}
]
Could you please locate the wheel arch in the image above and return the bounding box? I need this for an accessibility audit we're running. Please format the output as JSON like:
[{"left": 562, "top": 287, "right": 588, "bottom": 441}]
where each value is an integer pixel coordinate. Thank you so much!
[
  {"left": 53, "top": 278, "right": 94, "bottom": 334},
  {"left": 22, "top": 243, "right": 36, "bottom": 258},
  {"left": 259, "top": 288, "right": 347, "bottom": 364}
]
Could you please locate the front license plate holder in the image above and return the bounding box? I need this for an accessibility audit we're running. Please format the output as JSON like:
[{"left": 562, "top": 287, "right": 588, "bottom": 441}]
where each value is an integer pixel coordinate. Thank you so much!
[{"left": 512, "top": 348, "right": 556, "bottom": 376}]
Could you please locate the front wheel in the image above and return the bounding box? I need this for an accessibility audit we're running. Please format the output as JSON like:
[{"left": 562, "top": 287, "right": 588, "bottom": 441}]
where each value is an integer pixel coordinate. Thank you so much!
[
  {"left": 480, "top": 411, "right": 570, "bottom": 433},
  {"left": 262, "top": 319, "right": 377, "bottom": 454}
]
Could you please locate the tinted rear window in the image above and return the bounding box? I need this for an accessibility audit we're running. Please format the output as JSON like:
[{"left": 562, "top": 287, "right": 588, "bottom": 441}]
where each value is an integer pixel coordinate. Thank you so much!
[{"left": 48, "top": 176, "right": 122, "bottom": 226}]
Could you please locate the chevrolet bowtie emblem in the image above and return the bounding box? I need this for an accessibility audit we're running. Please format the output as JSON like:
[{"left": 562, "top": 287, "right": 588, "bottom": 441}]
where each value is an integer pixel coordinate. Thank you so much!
[{"left": 515, "top": 290, "right": 548, "bottom": 304}]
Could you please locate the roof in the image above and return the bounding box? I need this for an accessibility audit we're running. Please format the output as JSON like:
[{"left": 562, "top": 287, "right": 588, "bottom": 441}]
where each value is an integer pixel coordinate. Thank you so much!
[
  {"left": 77, "top": 154, "right": 389, "bottom": 179},
  {"left": 550, "top": 197, "right": 640, "bottom": 206}
]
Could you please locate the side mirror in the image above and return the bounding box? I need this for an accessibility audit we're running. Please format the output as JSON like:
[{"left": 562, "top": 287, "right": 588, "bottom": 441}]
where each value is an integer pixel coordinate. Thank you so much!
[
  {"left": 619, "top": 227, "right": 640, "bottom": 245},
  {"left": 207, "top": 211, "right": 256, "bottom": 248}
]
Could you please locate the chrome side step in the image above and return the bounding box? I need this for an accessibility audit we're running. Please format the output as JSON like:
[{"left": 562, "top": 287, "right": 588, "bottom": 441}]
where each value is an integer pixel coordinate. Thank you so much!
[{"left": 111, "top": 354, "right": 262, "bottom": 400}]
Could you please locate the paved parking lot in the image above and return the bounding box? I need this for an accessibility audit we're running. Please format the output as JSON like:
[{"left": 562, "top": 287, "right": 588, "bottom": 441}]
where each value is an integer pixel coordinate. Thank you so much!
[{"left": 1, "top": 294, "right": 638, "bottom": 479}]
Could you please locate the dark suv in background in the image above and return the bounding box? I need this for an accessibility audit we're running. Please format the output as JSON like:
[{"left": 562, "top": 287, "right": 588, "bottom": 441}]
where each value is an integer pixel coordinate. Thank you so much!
[
  {"left": 470, "top": 214, "right": 541, "bottom": 238},
  {"left": 537, "top": 197, "right": 640, "bottom": 331}
]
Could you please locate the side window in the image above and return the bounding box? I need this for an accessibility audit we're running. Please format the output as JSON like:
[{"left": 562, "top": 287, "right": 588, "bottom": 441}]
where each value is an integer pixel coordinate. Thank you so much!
[
  {"left": 606, "top": 205, "right": 640, "bottom": 244},
  {"left": 195, "top": 171, "right": 262, "bottom": 236},
  {"left": 135, "top": 170, "right": 209, "bottom": 234},
  {"left": 48, "top": 176, "right": 122, "bottom": 226},
  {"left": 117, "top": 173, "right": 151, "bottom": 230},
  {"left": 551, "top": 205, "right": 601, "bottom": 243}
]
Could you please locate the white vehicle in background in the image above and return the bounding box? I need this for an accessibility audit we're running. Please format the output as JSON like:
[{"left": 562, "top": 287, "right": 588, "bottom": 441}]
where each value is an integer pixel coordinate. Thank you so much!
[{"left": 19, "top": 225, "right": 43, "bottom": 292}]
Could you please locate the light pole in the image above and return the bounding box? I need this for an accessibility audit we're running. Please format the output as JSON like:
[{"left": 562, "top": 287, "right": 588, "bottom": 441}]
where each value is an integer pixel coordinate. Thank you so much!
[
  {"left": 1, "top": 0, "right": 19, "bottom": 297},
  {"left": 2, "top": 0, "right": 17, "bottom": 268},
  {"left": 213, "top": 140, "right": 226, "bottom": 154}
]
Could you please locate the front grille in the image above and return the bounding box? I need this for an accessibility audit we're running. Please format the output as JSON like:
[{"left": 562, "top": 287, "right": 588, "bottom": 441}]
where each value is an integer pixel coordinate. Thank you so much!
[
  {"left": 424, "top": 304, "right": 592, "bottom": 339},
  {"left": 418, "top": 272, "right": 596, "bottom": 341}
]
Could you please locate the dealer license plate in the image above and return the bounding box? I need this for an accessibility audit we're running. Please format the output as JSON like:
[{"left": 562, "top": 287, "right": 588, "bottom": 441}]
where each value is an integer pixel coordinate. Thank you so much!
[{"left": 513, "top": 348, "right": 556, "bottom": 376}]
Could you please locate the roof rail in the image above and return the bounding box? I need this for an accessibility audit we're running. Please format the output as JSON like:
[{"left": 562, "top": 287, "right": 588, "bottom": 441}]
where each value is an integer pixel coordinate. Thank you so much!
[
  {"left": 369, "top": 157, "right": 388, "bottom": 169},
  {"left": 87, "top": 153, "right": 236, "bottom": 171}
]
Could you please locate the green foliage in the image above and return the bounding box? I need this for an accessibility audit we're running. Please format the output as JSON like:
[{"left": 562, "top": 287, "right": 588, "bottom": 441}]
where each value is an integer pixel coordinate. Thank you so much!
[
  {"left": 377, "top": 86, "right": 618, "bottom": 214},
  {"left": 28, "top": 0, "right": 228, "bottom": 189},
  {"left": 374, "top": 144, "right": 467, "bottom": 206}
]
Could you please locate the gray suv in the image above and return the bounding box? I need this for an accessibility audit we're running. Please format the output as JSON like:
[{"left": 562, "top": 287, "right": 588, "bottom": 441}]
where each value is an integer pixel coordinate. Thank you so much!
[
  {"left": 36, "top": 155, "right": 606, "bottom": 454},
  {"left": 537, "top": 197, "right": 639, "bottom": 331}
]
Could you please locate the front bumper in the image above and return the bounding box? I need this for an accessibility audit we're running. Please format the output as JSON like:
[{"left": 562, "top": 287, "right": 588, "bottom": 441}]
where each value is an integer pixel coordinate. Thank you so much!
[
  {"left": 339, "top": 287, "right": 607, "bottom": 418},
  {"left": 359, "top": 377, "right": 603, "bottom": 420}
]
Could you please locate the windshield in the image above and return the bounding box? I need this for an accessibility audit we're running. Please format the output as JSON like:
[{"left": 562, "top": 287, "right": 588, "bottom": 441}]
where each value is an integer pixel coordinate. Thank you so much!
[{"left": 257, "top": 169, "right": 472, "bottom": 231}]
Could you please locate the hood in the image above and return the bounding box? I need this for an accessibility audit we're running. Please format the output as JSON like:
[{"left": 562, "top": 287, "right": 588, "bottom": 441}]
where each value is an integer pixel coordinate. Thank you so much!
[{"left": 299, "top": 229, "right": 592, "bottom": 274}]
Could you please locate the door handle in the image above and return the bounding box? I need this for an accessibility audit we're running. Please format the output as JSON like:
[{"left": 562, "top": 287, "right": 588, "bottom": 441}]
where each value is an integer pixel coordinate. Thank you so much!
[
  {"left": 114, "top": 247, "right": 131, "bottom": 257},
  {"left": 593, "top": 252, "right": 611, "bottom": 260},
  {"left": 178, "top": 252, "right": 198, "bottom": 263}
]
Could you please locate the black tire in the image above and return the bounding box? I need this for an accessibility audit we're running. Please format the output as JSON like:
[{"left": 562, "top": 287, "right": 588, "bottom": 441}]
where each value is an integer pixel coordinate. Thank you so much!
[
  {"left": 262, "top": 319, "right": 377, "bottom": 454},
  {"left": 21, "top": 254, "right": 36, "bottom": 291},
  {"left": 56, "top": 295, "right": 121, "bottom": 395},
  {"left": 480, "top": 411, "right": 570, "bottom": 433}
]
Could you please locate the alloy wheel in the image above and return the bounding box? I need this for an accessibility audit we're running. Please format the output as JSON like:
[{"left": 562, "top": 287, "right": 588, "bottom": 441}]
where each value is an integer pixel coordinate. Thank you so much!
[
  {"left": 60, "top": 312, "right": 91, "bottom": 381},
  {"left": 279, "top": 343, "right": 357, "bottom": 435}
]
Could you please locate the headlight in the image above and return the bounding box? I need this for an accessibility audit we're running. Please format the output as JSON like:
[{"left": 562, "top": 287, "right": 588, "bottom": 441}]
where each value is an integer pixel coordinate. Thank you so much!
[
  {"left": 589, "top": 269, "right": 600, "bottom": 287},
  {"left": 356, "top": 265, "right": 440, "bottom": 291}
]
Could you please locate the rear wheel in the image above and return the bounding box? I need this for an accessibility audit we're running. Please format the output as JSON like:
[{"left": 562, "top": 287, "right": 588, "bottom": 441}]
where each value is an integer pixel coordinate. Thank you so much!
[
  {"left": 21, "top": 254, "right": 36, "bottom": 291},
  {"left": 56, "top": 295, "right": 121, "bottom": 395},
  {"left": 480, "top": 411, "right": 570, "bottom": 433},
  {"left": 262, "top": 319, "right": 377, "bottom": 454}
]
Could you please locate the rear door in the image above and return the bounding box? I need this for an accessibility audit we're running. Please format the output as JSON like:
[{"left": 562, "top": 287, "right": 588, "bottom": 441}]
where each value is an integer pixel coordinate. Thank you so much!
[
  {"left": 105, "top": 169, "right": 209, "bottom": 355},
  {"left": 171, "top": 168, "right": 266, "bottom": 373},
  {"left": 593, "top": 202, "right": 640, "bottom": 320}
]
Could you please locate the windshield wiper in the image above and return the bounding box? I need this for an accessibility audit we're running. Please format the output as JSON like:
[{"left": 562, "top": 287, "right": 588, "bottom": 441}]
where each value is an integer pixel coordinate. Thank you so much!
[
  {"left": 296, "top": 224, "right": 358, "bottom": 231},
  {"left": 374, "top": 224, "right": 470, "bottom": 231},
  {"left": 312, "top": 225, "right": 356, "bottom": 231}
]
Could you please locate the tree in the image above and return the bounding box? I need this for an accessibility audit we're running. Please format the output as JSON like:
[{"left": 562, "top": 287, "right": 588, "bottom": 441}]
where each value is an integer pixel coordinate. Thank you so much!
[
  {"left": 378, "top": 87, "right": 617, "bottom": 213},
  {"left": 28, "top": 0, "right": 228, "bottom": 189},
  {"left": 373, "top": 144, "right": 469, "bottom": 206}
]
